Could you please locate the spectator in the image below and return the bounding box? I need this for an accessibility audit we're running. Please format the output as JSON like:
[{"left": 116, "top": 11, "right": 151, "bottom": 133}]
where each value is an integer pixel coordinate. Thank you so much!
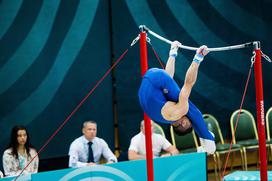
[
  {"left": 68, "top": 120, "right": 117, "bottom": 168},
  {"left": 2, "top": 126, "right": 38, "bottom": 177},
  {"left": 128, "top": 120, "right": 179, "bottom": 160}
]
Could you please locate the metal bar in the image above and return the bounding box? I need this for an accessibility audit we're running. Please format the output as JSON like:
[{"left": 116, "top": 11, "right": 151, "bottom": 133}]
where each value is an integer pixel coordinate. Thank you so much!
[
  {"left": 140, "top": 25, "right": 254, "bottom": 52},
  {"left": 253, "top": 42, "right": 268, "bottom": 181},
  {"left": 139, "top": 30, "right": 154, "bottom": 181}
]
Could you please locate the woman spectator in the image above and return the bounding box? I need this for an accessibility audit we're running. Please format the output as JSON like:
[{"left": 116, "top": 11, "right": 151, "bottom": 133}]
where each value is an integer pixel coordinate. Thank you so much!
[{"left": 2, "top": 126, "right": 39, "bottom": 177}]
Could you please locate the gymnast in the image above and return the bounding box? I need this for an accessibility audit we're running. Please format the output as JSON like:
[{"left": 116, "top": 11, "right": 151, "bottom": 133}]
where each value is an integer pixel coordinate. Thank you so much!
[{"left": 138, "top": 41, "right": 215, "bottom": 154}]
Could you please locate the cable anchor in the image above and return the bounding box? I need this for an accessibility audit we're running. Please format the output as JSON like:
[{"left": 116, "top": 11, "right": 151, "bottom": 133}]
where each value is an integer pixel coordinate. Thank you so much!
[
  {"left": 261, "top": 51, "right": 271, "bottom": 63},
  {"left": 130, "top": 34, "right": 151, "bottom": 47}
]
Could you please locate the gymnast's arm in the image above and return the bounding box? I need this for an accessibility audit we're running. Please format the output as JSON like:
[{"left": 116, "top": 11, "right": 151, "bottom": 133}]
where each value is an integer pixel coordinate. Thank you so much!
[
  {"left": 162, "top": 46, "right": 209, "bottom": 121},
  {"left": 165, "top": 41, "right": 181, "bottom": 78}
]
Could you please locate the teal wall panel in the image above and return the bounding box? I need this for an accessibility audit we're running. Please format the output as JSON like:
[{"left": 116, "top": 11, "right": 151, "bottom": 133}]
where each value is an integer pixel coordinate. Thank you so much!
[
  {"left": 1, "top": 153, "right": 207, "bottom": 181},
  {"left": 0, "top": 0, "right": 114, "bottom": 162}
]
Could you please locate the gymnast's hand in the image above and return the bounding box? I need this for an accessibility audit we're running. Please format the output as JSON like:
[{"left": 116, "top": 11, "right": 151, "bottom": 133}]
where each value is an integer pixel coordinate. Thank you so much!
[
  {"left": 169, "top": 40, "right": 182, "bottom": 58},
  {"left": 193, "top": 45, "right": 209, "bottom": 64},
  {"left": 197, "top": 45, "right": 209, "bottom": 56}
]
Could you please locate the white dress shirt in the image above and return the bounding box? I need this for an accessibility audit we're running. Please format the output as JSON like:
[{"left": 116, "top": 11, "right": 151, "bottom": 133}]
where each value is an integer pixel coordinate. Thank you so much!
[
  {"left": 68, "top": 136, "right": 117, "bottom": 167},
  {"left": 128, "top": 132, "right": 171, "bottom": 157}
]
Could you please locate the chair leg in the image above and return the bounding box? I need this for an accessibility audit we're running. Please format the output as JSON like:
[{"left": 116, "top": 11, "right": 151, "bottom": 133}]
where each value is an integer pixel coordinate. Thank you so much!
[
  {"left": 213, "top": 153, "right": 219, "bottom": 181},
  {"left": 230, "top": 151, "right": 235, "bottom": 171},
  {"left": 217, "top": 153, "right": 224, "bottom": 181},
  {"left": 266, "top": 145, "right": 271, "bottom": 165},
  {"left": 256, "top": 149, "right": 260, "bottom": 169},
  {"left": 270, "top": 144, "right": 272, "bottom": 162},
  {"left": 240, "top": 149, "right": 245, "bottom": 170},
  {"left": 243, "top": 147, "right": 248, "bottom": 170},
  {"left": 217, "top": 153, "right": 221, "bottom": 176}
]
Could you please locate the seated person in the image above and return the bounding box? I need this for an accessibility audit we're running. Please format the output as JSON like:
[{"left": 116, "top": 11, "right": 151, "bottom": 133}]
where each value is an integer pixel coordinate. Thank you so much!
[
  {"left": 128, "top": 120, "right": 179, "bottom": 160},
  {"left": 2, "top": 126, "right": 39, "bottom": 177},
  {"left": 68, "top": 120, "right": 117, "bottom": 168}
]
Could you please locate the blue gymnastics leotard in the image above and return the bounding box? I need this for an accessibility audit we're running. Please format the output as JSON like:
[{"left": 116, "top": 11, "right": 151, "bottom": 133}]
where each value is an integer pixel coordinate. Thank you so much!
[{"left": 138, "top": 68, "right": 214, "bottom": 141}]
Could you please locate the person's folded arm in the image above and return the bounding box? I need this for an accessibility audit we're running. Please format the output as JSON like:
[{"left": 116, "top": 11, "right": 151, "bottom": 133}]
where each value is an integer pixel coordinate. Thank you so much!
[{"left": 128, "top": 150, "right": 146, "bottom": 160}]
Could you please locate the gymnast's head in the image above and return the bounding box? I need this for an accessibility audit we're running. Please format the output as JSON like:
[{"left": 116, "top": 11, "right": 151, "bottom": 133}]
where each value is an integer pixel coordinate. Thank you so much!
[{"left": 172, "top": 116, "right": 193, "bottom": 136}]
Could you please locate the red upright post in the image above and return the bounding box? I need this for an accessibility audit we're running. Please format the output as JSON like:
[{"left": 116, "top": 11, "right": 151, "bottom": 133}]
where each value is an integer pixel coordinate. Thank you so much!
[
  {"left": 253, "top": 41, "right": 267, "bottom": 181},
  {"left": 139, "top": 28, "right": 154, "bottom": 181}
]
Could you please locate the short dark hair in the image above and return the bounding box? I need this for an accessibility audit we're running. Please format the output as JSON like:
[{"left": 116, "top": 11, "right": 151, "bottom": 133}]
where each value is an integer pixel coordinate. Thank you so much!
[
  {"left": 82, "top": 120, "right": 97, "bottom": 129},
  {"left": 173, "top": 125, "right": 193, "bottom": 136}
]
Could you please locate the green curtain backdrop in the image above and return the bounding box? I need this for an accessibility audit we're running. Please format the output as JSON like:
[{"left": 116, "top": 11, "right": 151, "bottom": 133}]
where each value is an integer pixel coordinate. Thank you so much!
[{"left": 0, "top": 0, "right": 114, "bottom": 160}]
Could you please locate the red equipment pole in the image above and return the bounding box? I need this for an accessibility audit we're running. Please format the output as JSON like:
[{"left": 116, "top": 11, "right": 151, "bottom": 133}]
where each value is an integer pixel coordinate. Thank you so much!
[
  {"left": 253, "top": 41, "right": 267, "bottom": 181},
  {"left": 139, "top": 27, "right": 154, "bottom": 181}
]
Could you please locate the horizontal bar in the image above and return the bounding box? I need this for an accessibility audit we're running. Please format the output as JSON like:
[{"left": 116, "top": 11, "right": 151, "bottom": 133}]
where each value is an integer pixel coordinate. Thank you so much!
[{"left": 140, "top": 25, "right": 255, "bottom": 52}]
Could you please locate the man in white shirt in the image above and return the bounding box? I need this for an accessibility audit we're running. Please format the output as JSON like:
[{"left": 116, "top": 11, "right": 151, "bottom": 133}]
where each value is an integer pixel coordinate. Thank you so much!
[
  {"left": 128, "top": 120, "right": 179, "bottom": 160},
  {"left": 68, "top": 121, "right": 117, "bottom": 168}
]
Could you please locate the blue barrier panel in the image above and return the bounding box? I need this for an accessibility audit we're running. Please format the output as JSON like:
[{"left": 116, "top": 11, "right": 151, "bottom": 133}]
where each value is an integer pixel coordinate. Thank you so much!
[
  {"left": 1, "top": 152, "right": 206, "bottom": 181},
  {"left": 224, "top": 171, "right": 272, "bottom": 181}
]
